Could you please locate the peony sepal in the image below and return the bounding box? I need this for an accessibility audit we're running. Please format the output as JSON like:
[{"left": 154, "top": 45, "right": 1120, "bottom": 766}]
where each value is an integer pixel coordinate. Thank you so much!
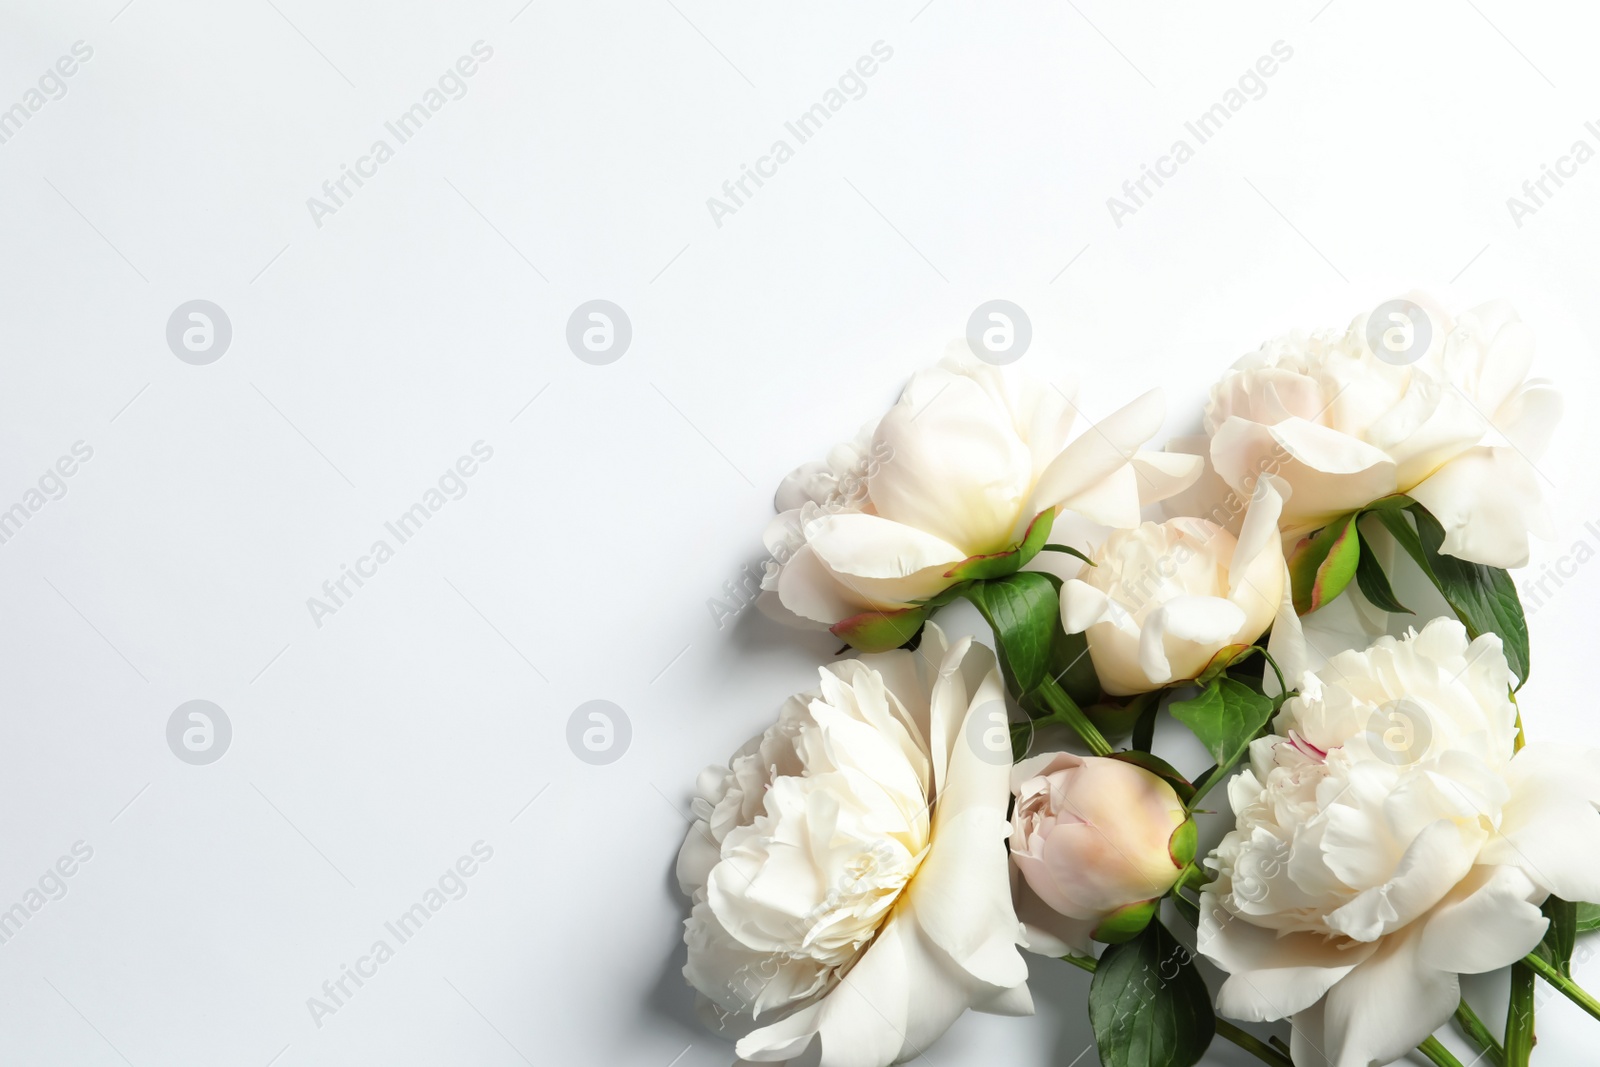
[{"left": 1090, "top": 899, "right": 1159, "bottom": 944}]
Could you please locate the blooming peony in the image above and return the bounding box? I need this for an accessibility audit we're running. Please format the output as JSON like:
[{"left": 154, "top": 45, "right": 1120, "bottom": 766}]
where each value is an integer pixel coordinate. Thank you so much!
[
  {"left": 1198, "top": 618, "right": 1600, "bottom": 1067},
  {"left": 676, "top": 625, "right": 1032, "bottom": 1066},
  {"left": 1188, "top": 297, "right": 1559, "bottom": 568},
  {"left": 759, "top": 351, "right": 1202, "bottom": 635}
]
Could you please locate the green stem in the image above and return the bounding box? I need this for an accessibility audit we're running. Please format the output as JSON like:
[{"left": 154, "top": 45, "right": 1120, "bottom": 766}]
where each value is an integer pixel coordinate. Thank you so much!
[
  {"left": 1504, "top": 960, "right": 1536, "bottom": 1067},
  {"left": 1057, "top": 956, "right": 1293, "bottom": 1067},
  {"left": 1170, "top": 887, "right": 1200, "bottom": 928},
  {"left": 1257, "top": 645, "right": 1287, "bottom": 697},
  {"left": 1524, "top": 950, "right": 1600, "bottom": 1022},
  {"left": 1216, "top": 1020, "right": 1294, "bottom": 1067},
  {"left": 1453, "top": 998, "right": 1503, "bottom": 1067},
  {"left": 1036, "top": 675, "right": 1113, "bottom": 756},
  {"left": 1417, "top": 1036, "right": 1468, "bottom": 1067},
  {"left": 1059, "top": 953, "right": 1096, "bottom": 974}
]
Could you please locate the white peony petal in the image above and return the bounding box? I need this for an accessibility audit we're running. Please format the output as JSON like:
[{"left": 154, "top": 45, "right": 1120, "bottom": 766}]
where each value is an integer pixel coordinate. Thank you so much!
[
  {"left": 1418, "top": 864, "right": 1547, "bottom": 975},
  {"left": 1161, "top": 434, "right": 1247, "bottom": 532},
  {"left": 1031, "top": 388, "right": 1168, "bottom": 518},
  {"left": 1228, "top": 476, "right": 1286, "bottom": 601},
  {"left": 1199, "top": 895, "right": 1374, "bottom": 1022},
  {"left": 870, "top": 370, "right": 1034, "bottom": 554},
  {"left": 1056, "top": 463, "right": 1145, "bottom": 528},
  {"left": 909, "top": 661, "right": 1029, "bottom": 989},
  {"left": 804, "top": 512, "right": 967, "bottom": 608},
  {"left": 1317, "top": 925, "right": 1460, "bottom": 1067},
  {"left": 1495, "top": 379, "right": 1562, "bottom": 458},
  {"left": 1323, "top": 819, "right": 1482, "bottom": 942},
  {"left": 1481, "top": 744, "right": 1600, "bottom": 902},
  {"left": 1407, "top": 445, "right": 1550, "bottom": 570},
  {"left": 1211, "top": 415, "right": 1397, "bottom": 530},
  {"left": 1137, "top": 595, "right": 1246, "bottom": 686},
  {"left": 775, "top": 543, "right": 873, "bottom": 626},
  {"left": 736, "top": 910, "right": 989, "bottom": 1067},
  {"left": 1011, "top": 866, "right": 1095, "bottom": 957},
  {"left": 1130, "top": 450, "right": 1204, "bottom": 508},
  {"left": 1059, "top": 579, "right": 1111, "bottom": 633}
]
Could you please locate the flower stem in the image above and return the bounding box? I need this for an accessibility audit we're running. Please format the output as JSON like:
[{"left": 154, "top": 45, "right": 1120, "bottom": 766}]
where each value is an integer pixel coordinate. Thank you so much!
[
  {"left": 1504, "top": 960, "right": 1536, "bottom": 1067},
  {"left": 1453, "top": 998, "right": 1504, "bottom": 1067},
  {"left": 1524, "top": 950, "right": 1600, "bottom": 1022},
  {"left": 1035, "top": 675, "right": 1113, "bottom": 756},
  {"left": 1417, "top": 1036, "right": 1468, "bottom": 1067},
  {"left": 1056, "top": 956, "right": 1293, "bottom": 1067},
  {"left": 1215, "top": 1020, "right": 1295, "bottom": 1067}
]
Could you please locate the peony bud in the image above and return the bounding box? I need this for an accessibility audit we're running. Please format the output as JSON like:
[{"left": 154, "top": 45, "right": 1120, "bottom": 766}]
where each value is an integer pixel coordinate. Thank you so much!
[
  {"left": 1009, "top": 752, "right": 1191, "bottom": 944},
  {"left": 1059, "top": 475, "right": 1290, "bottom": 696}
]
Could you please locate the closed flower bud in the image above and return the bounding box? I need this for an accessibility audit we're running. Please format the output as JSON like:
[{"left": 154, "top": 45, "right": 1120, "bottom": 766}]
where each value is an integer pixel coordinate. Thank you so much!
[{"left": 1009, "top": 752, "right": 1191, "bottom": 950}]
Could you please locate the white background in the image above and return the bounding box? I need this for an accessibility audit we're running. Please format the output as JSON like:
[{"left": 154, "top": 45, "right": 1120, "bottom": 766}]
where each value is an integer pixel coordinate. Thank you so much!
[{"left": 2, "top": 1, "right": 1599, "bottom": 1064}]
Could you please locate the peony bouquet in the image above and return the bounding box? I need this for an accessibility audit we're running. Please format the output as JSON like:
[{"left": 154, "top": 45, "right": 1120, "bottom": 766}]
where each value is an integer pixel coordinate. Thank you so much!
[{"left": 672, "top": 296, "right": 1598, "bottom": 1067}]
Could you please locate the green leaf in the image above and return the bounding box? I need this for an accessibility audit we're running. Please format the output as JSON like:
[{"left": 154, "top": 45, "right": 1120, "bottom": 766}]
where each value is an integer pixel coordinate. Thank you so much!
[
  {"left": 1370, "top": 503, "right": 1531, "bottom": 686},
  {"left": 1352, "top": 524, "right": 1411, "bottom": 614},
  {"left": 1047, "top": 624, "right": 1102, "bottom": 710},
  {"left": 1169, "top": 678, "right": 1275, "bottom": 772},
  {"left": 1169, "top": 678, "right": 1276, "bottom": 810},
  {"left": 1576, "top": 902, "right": 1600, "bottom": 934},
  {"left": 1537, "top": 897, "right": 1579, "bottom": 978},
  {"left": 961, "top": 572, "right": 1061, "bottom": 696},
  {"left": 1289, "top": 512, "right": 1361, "bottom": 615},
  {"left": 1088, "top": 919, "right": 1215, "bottom": 1067}
]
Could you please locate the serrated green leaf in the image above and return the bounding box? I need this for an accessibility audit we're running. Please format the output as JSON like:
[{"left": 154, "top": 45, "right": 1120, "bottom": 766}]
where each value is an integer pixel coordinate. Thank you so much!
[
  {"left": 1088, "top": 919, "right": 1215, "bottom": 1067},
  {"left": 1576, "top": 902, "right": 1600, "bottom": 933},
  {"left": 1353, "top": 524, "right": 1411, "bottom": 614},
  {"left": 1289, "top": 512, "right": 1361, "bottom": 615},
  {"left": 1370, "top": 503, "right": 1531, "bottom": 686}
]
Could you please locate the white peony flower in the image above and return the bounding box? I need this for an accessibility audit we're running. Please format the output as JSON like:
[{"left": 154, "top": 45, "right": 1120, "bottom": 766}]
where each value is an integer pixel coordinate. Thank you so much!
[
  {"left": 759, "top": 351, "right": 1202, "bottom": 642},
  {"left": 1198, "top": 618, "right": 1600, "bottom": 1067},
  {"left": 1185, "top": 297, "right": 1560, "bottom": 568},
  {"left": 676, "top": 625, "right": 1032, "bottom": 1066},
  {"left": 1060, "top": 476, "right": 1292, "bottom": 695}
]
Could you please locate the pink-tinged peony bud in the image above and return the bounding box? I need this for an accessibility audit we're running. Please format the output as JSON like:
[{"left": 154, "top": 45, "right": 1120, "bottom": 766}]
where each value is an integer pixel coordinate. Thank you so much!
[{"left": 1009, "top": 752, "right": 1191, "bottom": 946}]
